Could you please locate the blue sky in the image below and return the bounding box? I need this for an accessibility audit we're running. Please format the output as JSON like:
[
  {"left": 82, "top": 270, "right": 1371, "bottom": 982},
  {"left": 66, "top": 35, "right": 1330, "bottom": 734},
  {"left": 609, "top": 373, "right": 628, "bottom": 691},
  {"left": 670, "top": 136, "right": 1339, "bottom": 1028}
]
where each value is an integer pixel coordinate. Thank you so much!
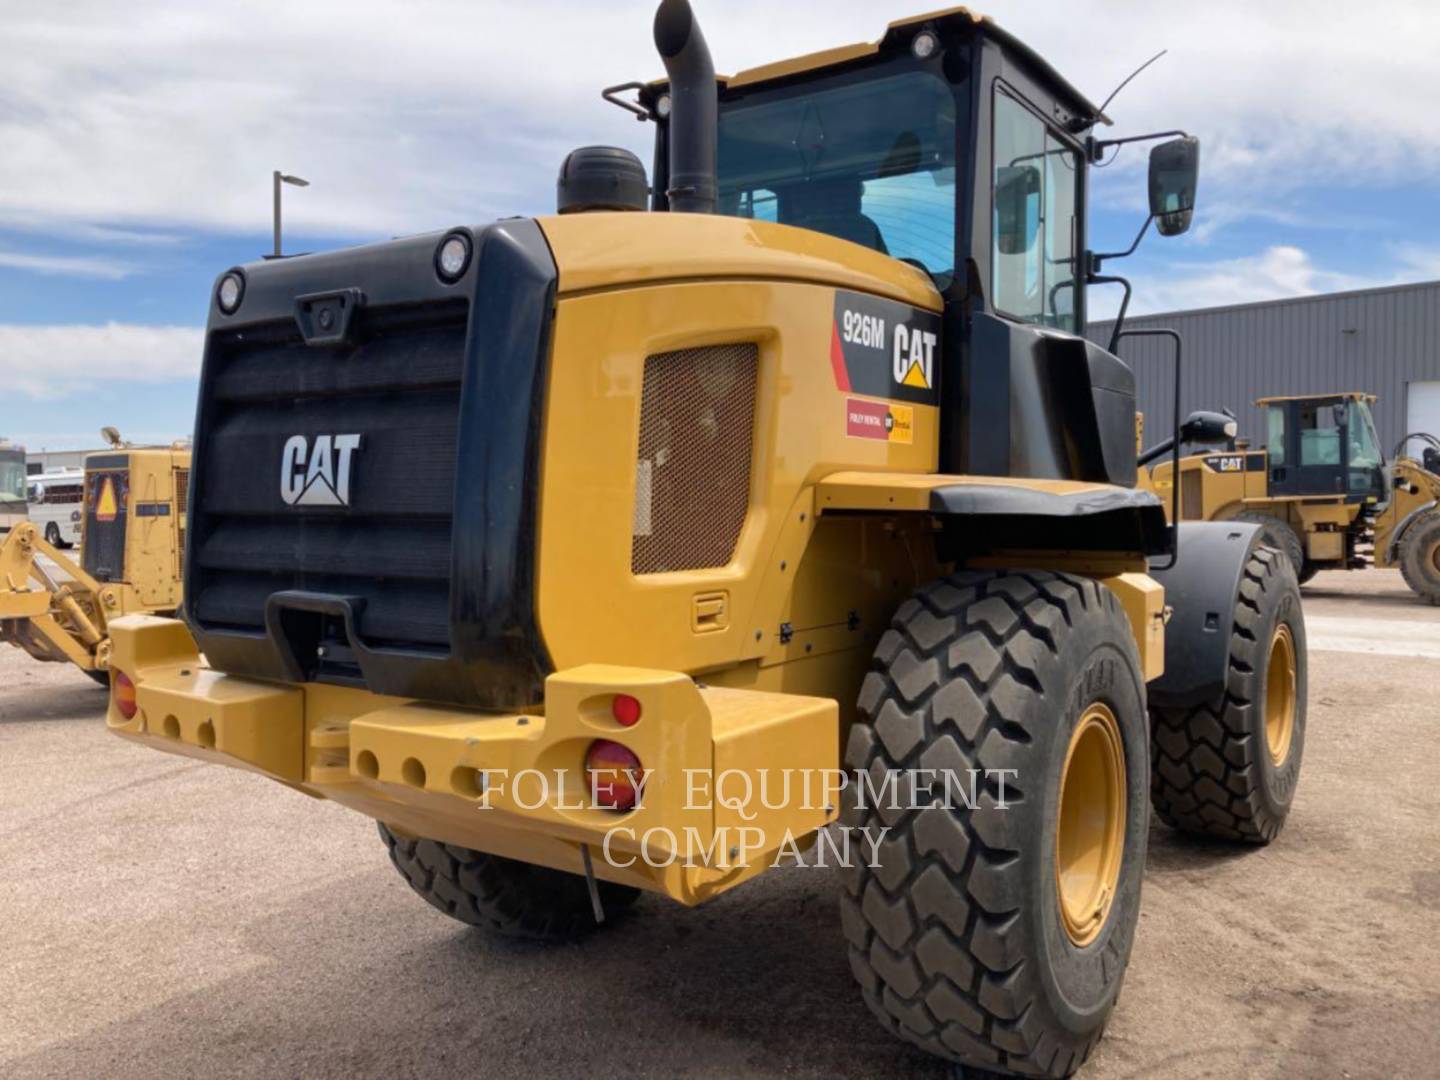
[{"left": 3, "top": 0, "right": 1439, "bottom": 449}]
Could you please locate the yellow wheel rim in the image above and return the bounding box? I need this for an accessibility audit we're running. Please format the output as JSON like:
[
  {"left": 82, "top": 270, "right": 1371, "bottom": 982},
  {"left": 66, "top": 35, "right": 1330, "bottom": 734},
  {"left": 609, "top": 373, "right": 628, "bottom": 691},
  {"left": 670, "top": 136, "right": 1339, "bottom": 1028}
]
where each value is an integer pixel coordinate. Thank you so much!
[
  {"left": 1265, "top": 623, "right": 1298, "bottom": 766},
  {"left": 1055, "top": 703, "right": 1126, "bottom": 948}
]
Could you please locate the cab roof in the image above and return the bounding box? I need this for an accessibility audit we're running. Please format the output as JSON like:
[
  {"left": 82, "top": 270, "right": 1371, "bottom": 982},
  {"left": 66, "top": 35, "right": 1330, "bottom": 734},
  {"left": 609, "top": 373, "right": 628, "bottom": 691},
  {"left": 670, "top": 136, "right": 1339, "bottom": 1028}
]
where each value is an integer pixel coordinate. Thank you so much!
[
  {"left": 1256, "top": 392, "right": 1376, "bottom": 406},
  {"left": 688, "top": 7, "right": 1109, "bottom": 126}
]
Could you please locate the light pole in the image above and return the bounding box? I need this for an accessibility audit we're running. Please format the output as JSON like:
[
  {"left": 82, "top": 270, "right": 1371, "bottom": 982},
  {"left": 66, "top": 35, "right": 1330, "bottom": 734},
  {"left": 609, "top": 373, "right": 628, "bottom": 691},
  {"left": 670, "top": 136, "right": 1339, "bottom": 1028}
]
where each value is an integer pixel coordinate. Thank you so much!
[{"left": 272, "top": 170, "right": 310, "bottom": 257}]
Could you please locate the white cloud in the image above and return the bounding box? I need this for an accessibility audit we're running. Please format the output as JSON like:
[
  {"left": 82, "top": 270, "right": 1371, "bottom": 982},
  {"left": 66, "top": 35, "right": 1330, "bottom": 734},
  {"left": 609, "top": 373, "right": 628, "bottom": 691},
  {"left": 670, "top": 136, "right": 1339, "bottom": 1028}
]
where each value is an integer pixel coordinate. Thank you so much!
[
  {"left": 1, "top": 0, "right": 1437, "bottom": 243},
  {"left": 0, "top": 323, "right": 202, "bottom": 398},
  {"left": 0, "top": 249, "right": 134, "bottom": 279},
  {"left": 1090, "top": 241, "right": 1440, "bottom": 321}
]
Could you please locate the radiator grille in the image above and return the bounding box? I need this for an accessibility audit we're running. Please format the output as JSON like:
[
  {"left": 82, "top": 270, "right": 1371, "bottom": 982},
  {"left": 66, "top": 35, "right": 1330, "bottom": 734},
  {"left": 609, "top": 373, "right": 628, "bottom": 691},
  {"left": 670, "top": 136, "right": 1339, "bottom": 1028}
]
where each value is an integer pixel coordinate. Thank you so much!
[
  {"left": 189, "top": 300, "right": 468, "bottom": 650},
  {"left": 632, "top": 344, "right": 757, "bottom": 574},
  {"left": 174, "top": 468, "right": 190, "bottom": 515},
  {"left": 174, "top": 468, "right": 189, "bottom": 574}
]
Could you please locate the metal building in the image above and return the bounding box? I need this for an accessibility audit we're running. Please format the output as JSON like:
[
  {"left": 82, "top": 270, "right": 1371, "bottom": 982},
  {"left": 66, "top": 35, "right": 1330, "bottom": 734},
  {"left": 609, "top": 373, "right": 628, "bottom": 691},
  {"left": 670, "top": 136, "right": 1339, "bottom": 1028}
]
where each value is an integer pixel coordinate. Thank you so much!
[{"left": 1089, "top": 279, "right": 1440, "bottom": 454}]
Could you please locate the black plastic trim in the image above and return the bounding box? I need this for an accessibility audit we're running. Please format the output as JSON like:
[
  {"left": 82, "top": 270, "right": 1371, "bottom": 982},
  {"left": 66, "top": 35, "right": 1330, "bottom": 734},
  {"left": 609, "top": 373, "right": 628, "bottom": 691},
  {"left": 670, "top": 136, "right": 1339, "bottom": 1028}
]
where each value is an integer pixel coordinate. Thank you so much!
[
  {"left": 929, "top": 481, "right": 1169, "bottom": 557},
  {"left": 1148, "top": 521, "right": 1261, "bottom": 709}
]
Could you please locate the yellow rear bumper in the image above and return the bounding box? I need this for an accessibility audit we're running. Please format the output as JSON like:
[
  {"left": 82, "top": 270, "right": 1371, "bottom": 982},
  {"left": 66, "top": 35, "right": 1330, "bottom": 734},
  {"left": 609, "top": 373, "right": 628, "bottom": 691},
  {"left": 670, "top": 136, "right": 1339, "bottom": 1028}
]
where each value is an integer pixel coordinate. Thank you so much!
[{"left": 106, "top": 615, "right": 839, "bottom": 905}]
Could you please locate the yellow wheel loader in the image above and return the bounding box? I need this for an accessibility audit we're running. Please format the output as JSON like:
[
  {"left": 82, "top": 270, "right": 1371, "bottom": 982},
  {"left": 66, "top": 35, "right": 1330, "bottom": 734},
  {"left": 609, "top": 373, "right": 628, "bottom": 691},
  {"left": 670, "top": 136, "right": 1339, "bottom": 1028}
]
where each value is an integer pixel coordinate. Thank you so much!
[
  {"left": 1144, "top": 392, "right": 1440, "bottom": 601},
  {"left": 1, "top": 438, "right": 191, "bottom": 680},
  {"left": 105, "top": 5, "right": 1309, "bottom": 1076}
]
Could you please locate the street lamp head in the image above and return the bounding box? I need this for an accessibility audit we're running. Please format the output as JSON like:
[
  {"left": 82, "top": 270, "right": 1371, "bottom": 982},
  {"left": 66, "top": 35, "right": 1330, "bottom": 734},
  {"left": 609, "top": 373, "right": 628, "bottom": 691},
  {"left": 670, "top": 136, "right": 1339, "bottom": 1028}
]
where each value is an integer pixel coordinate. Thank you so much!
[{"left": 280, "top": 174, "right": 310, "bottom": 187}]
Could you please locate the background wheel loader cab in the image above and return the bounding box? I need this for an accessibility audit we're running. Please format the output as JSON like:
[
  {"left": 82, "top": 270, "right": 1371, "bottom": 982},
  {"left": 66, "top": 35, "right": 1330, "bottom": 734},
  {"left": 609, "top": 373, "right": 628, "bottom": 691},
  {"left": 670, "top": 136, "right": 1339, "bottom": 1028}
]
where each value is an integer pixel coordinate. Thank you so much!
[
  {"left": 107, "top": 4, "right": 1308, "bottom": 1078},
  {"left": 1147, "top": 391, "right": 1440, "bottom": 600}
]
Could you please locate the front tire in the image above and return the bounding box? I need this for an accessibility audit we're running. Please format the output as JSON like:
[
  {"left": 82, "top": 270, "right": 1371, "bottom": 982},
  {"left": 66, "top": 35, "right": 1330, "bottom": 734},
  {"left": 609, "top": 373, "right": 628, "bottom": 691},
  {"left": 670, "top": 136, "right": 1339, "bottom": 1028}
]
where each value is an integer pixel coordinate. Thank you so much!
[
  {"left": 378, "top": 823, "right": 638, "bottom": 940},
  {"left": 842, "top": 572, "right": 1149, "bottom": 1078},
  {"left": 1398, "top": 511, "right": 1440, "bottom": 604},
  {"left": 1149, "top": 546, "right": 1306, "bottom": 842}
]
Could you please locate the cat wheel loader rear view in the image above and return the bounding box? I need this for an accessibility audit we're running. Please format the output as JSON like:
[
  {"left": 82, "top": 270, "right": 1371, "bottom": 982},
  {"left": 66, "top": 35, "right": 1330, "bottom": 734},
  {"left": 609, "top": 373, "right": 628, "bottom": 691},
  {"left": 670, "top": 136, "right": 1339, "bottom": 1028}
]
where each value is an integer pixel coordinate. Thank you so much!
[
  {"left": 1145, "top": 391, "right": 1440, "bottom": 602},
  {"left": 104, "top": 4, "right": 1309, "bottom": 1076},
  {"left": 0, "top": 437, "right": 191, "bottom": 680}
]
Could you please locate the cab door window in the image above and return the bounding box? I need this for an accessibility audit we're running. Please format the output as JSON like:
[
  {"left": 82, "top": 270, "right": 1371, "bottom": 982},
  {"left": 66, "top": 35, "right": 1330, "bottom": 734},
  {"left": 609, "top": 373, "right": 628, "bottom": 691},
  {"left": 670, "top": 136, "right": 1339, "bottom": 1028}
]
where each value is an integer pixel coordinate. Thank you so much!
[
  {"left": 1297, "top": 401, "right": 1342, "bottom": 467},
  {"left": 991, "top": 88, "right": 1079, "bottom": 331},
  {"left": 1266, "top": 405, "right": 1287, "bottom": 466}
]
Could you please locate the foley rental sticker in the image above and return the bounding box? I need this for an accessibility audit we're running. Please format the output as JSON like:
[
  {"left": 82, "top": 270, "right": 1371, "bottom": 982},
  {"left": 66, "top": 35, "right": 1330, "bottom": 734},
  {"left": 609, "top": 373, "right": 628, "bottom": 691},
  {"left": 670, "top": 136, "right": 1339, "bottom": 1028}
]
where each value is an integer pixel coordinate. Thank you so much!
[
  {"left": 830, "top": 289, "right": 942, "bottom": 406},
  {"left": 846, "top": 398, "right": 913, "bottom": 444}
]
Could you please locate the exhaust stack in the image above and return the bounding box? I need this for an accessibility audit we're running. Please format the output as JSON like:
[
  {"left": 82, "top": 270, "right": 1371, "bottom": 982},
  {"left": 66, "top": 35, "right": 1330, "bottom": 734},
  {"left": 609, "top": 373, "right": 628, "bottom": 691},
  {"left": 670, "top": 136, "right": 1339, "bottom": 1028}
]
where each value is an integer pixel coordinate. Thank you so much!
[{"left": 653, "top": 0, "right": 717, "bottom": 214}]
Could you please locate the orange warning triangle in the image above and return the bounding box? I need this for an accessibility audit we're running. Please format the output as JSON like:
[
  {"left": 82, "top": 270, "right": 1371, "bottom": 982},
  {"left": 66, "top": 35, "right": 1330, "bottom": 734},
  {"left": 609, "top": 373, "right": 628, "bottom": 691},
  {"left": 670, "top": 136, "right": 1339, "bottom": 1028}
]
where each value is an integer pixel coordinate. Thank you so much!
[{"left": 96, "top": 477, "right": 118, "bottom": 522}]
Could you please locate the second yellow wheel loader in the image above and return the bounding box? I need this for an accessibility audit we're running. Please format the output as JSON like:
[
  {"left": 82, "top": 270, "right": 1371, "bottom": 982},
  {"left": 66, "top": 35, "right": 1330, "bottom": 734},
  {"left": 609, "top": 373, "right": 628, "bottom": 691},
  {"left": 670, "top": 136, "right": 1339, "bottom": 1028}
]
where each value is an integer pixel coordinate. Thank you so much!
[
  {"left": 102, "top": 4, "right": 1308, "bottom": 1076},
  {"left": 1145, "top": 392, "right": 1440, "bottom": 601},
  {"left": 0, "top": 440, "right": 191, "bottom": 679}
]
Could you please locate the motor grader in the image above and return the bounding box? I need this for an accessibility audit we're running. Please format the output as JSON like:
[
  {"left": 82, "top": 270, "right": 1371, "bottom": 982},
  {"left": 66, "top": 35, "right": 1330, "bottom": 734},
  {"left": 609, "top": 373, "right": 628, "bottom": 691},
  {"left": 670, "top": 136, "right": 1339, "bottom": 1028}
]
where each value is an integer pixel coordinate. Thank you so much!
[
  {"left": 0, "top": 436, "right": 190, "bottom": 680},
  {"left": 105, "top": 4, "right": 1308, "bottom": 1076},
  {"left": 1145, "top": 391, "right": 1440, "bottom": 602}
]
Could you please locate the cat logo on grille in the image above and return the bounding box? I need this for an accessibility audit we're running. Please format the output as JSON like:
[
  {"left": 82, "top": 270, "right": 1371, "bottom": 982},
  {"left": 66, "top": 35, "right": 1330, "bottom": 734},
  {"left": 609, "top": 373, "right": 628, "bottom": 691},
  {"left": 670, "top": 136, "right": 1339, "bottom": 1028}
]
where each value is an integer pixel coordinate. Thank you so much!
[{"left": 281, "top": 434, "right": 362, "bottom": 507}]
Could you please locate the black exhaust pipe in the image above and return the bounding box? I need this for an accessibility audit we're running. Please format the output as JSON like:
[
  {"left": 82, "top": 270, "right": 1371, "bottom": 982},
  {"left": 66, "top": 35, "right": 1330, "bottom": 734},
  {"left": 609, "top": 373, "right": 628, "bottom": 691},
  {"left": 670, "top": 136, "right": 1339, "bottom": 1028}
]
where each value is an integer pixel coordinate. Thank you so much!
[{"left": 653, "top": 0, "right": 717, "bottom": 214}]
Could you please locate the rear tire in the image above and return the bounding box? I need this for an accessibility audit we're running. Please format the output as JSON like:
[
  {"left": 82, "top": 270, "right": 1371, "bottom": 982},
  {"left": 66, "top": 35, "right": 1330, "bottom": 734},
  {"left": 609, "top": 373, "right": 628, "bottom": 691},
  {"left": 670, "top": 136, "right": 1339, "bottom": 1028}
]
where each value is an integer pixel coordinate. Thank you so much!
[
  {"left": 1398, "top": 511, "right": 1440, "bottom": 605},
  {"left": 1234, "top": 511, "right": 1302, "bottom": 574},
  {"left": 44, "top": 522, "right": 69, "bottom": 549},
  {"left": 378, "top": 823, "right": 638, "bottom": 940},
  {"left": 1149, "top": 546, "right": 1306, "bottom": 843},
  {"left": 842, "top": 571, "right": 1149, "bottom": 1079}
]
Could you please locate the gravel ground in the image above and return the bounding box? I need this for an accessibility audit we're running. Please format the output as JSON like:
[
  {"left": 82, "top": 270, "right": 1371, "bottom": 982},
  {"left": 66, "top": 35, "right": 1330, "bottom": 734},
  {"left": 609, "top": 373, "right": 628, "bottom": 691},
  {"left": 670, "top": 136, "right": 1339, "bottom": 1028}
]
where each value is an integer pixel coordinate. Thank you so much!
[{"left": 1, "top": 569, "right": 1437, "bottom": 1079}]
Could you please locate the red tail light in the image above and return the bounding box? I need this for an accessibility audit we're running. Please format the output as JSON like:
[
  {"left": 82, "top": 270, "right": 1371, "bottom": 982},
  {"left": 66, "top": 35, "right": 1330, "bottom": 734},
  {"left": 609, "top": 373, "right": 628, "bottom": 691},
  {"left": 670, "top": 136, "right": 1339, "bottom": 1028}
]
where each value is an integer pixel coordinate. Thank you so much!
[
  {"left": 586, "top": 740, "right": 644, "bottom": 812},
  {"left": 112, "top": 670, "right": 138, "bottom": 720},
  {"left": 611, "top": 693, "right": 642, "bottom": 727}
]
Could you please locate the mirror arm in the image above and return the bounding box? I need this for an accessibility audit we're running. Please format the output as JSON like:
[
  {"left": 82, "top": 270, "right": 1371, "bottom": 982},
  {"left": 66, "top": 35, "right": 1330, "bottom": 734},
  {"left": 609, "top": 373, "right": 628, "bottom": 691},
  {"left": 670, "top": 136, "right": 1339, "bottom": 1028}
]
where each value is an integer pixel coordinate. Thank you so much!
[
  {"left": 1087, "top": 128, "right": 1189, "bottom": 162},
  {"left": 1091, "top": 215, "right": 1153, "bottom": 273},
  {"left": 1114, "top": 327, "right": 1183, "bottom": 570}
]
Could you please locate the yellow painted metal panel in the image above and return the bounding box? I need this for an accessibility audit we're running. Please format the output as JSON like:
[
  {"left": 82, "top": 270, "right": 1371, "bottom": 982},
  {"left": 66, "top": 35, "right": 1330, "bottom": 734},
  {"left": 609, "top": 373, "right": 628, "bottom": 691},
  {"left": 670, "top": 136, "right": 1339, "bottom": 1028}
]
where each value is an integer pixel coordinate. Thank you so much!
[{"left": 538, "top": 214, "right": 941, "bottom": 310}]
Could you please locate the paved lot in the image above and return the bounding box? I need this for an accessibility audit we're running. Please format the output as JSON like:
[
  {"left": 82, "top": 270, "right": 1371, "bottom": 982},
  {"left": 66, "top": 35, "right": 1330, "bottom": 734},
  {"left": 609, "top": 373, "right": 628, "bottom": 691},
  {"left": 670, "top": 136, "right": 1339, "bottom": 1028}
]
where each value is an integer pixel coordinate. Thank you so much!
[{"left": 2, "top": 569, "right": 1438, "bottom": 1079}]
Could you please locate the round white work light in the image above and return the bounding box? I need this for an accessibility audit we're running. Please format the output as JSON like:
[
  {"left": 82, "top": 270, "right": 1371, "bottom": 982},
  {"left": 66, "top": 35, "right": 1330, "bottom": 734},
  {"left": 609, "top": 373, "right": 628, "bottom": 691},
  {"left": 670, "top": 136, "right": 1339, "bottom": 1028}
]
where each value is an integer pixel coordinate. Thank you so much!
[
  {"left": 436, "top": 234, "right": 472, "bottom": 282},
  {"left": 217, "top": 272, "right": 244, "bottom": 314},
  {"left": 911, "top": 30, "right": 940, "bottom": 59},
  {"left": 655, "top": 93, "right": 673, "bottom": 119}
]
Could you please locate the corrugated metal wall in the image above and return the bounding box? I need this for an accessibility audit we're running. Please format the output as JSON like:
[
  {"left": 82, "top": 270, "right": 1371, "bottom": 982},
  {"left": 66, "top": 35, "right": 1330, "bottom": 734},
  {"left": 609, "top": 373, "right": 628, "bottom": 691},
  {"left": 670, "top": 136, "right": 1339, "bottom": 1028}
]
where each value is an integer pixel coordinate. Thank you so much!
[{"left": 1088, "top": 280, "right": 1440, "bottom": 451}]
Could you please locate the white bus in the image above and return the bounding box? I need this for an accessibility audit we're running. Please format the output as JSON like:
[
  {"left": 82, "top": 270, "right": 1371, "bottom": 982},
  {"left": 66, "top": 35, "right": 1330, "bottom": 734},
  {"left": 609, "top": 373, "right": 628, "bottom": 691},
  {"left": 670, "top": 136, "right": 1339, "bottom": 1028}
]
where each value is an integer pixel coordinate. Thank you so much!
[{"left": 26, "top": 469, "right": 85, "bottom": 548}]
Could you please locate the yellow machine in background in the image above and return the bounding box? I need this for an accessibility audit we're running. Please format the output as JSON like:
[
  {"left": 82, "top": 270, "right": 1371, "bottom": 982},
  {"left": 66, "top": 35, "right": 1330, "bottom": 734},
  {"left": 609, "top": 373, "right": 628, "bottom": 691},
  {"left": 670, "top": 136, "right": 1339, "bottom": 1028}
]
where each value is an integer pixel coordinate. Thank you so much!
[
  {"left": 1145, "top": 392, "right": 1440, "bottom": 601},
  {"left": 0, "top": 434, "right": 191, "bottom": 679}
]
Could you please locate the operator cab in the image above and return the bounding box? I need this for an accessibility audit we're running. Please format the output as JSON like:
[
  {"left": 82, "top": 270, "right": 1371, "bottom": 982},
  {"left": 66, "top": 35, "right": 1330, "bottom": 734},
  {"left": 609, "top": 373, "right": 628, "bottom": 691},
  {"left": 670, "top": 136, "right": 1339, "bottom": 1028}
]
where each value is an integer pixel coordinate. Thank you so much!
[
  {"left": 623, "top": 6, "right": 1200, "bottom": 490},
  {"left": 1260, "top": 392, "right": 1387, "bottom": 503}
]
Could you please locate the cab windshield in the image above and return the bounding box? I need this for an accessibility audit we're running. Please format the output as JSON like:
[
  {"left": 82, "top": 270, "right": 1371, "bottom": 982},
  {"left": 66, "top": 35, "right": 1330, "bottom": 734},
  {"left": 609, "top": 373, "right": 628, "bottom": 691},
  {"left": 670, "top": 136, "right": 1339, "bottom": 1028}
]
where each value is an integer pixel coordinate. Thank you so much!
[
  {"left": 716, "top": 69, "right": 958, "bottom": 285},
  {"left": 1347, "top": 398, "right": 1386, "bottom": 497},
  {"left": 0, "top": 453, "right": 27, "bottom": 510}
]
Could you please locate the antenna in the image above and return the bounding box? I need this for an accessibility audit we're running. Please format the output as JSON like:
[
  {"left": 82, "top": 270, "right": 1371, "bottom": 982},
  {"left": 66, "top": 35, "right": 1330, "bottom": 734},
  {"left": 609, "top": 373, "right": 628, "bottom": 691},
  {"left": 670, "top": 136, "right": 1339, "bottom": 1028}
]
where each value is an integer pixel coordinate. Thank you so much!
[{"left": 1097, "top": 49, "right": 1167, "bottom": 118}]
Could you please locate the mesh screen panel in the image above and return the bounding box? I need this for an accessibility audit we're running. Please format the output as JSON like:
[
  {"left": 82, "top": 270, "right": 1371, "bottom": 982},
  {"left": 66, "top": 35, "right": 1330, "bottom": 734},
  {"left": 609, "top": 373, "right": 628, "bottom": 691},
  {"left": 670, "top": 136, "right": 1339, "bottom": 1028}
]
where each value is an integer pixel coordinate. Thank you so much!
[
  {"left": 1181, "top": 469, "right": 1202, "bottom": 521},
  {"left": 632, "top": 344, "right": 758, "bottom": 574}
]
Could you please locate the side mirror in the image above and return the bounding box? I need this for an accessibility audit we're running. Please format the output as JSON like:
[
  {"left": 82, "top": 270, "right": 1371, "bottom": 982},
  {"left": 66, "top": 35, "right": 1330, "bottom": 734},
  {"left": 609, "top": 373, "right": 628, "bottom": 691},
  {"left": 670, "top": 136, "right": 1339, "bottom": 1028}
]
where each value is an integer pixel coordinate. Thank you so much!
[
  {"left": 995, "top": 164, "right": 1041, "bottom": 255},
  {"left": 1148, "top": 136, "right": 1200, "bottom": 237},
  {"left": 1332, "top": 403, "right": 1347, "bottom": 427},
  {"left": 1179, "top": 409, "right": 1237, "bottom": 447}
]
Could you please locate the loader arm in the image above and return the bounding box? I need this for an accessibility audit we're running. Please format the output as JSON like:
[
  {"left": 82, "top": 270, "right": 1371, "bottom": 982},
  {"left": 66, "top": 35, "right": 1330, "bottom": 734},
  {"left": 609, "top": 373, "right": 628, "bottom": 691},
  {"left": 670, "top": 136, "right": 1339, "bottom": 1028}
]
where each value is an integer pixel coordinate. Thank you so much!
[{"left": 0, "top": 522, "right": 111, "bottom": 672}]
